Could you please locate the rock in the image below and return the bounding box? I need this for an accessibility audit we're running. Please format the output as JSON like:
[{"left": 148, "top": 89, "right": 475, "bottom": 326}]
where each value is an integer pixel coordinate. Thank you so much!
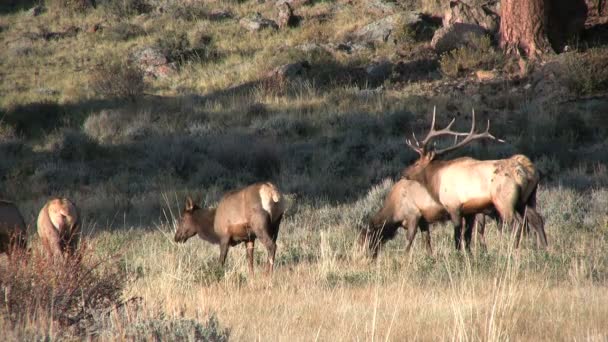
[
  {"left": 430, "top": 23, "right": 486, "bottom": 53},
  {"left": 354, "top": 14, "right": 399, "bottom": 43},
  {"left": 277, "top": 2, "right": 296, "bottom": 29},
  {"left": 475, "top": 70, "right": 497, "bottom": 82},
  {"left": 267, "top": 61, "right": 311, "bottom": 80},
  {"left": 240, "top": 13, "right": 279, "bottom": 32},
  {"left": 27, "top": 5, "right": 45, "bottom": 17},
  {"left": 208, "top": 9, "right": 233, "bottom": 21},
  {"left": 132, "top": 47, "right": 176, "bottom": 79},
  {"left": 353, "top": 12, "right": 427, "bottom": 44},
  {"left": 443, "top": 0, "right": 499, "bottom": 33},
  {"left": 365, "top": 0, "right": 396, "bottom": 15}
]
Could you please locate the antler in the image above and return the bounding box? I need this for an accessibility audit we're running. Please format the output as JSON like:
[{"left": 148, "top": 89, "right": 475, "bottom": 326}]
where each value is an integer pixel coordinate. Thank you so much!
[{"left": 405, "top": 107, "right": 504, "bottom": 157}]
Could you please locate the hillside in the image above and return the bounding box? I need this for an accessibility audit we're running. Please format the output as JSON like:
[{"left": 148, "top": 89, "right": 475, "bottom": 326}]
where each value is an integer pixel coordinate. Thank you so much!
[{"left": 1, "top": 0, "right": 608, "bottom": 340}]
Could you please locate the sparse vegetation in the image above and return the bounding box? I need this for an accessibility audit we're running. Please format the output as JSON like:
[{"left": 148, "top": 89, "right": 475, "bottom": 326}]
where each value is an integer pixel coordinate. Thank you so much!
[
  {"left": 1, "top": 0, "right": 607, "bottom": 339},
  {"left": 440, "top": 35, "right": 502, "bottom": 77}
]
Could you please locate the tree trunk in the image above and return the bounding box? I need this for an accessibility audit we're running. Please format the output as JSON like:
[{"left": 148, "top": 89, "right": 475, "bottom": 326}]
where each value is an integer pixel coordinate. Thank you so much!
[{"left": 499, "top": 0, "right": 552, "bottom": 59}]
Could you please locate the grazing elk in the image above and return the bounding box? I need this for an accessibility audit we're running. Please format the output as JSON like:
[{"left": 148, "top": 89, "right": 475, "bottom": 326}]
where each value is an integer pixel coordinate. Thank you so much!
[
  {"left": 0, "top": 200, "right": 27, "bottom": 256},
  {"left": 402, "top": 108, "right": 547, "bottom": 250},
  {"left": 174, "top": 182, "right": 285, "bottom": 274},
  {"left": 37, "top": 198, "right": 80, "bottom": 259},
  {"left": 359, "top": 179, "right": 488, "bottom": 257}
]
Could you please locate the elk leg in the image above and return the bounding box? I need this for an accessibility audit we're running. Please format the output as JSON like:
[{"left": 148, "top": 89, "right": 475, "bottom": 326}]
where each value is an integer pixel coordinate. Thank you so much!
[
  {"left": 218, "top": 240, "right": 230, "bottom": 267},
  {"left": 251, "top": 213, "right": 276, "bottom": 274},
  {"left": 525, "top": 206, "right": 548, "bottom": 248},
  {"left": 419, "top": 220, "right": 432, "bottom": 255},
  {"left": 474, "top": 214, "right": 487, "bottom": 251},
  {"left": 449, "top": 210, "right": 463, "bottom": 250},
  {"left": 463, "top": 215, "right": 475, "bottom": 252},
  {"left": 403, "top": 217, "right": 419, "bottom": 253},
  {"left": 246, "top": 240, "right": 255, "bottom": 275},
  {"left": 270, "top": 213, "right": 283, "bottom": 243}
]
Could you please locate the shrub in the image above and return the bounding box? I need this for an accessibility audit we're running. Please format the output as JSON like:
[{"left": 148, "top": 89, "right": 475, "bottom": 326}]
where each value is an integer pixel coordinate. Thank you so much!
[
  {"left": 4, "top": 101, "right": 64, "bottom": 138},
  {"left": 562, "top": 48, "right": 608, "bottom": 95},
  {"left": 90, "top": 60, "right": 145, "bottom": 101},
  {"left": 100, "top": 0, "right": 151, "bottom": 18},
  {"left": 439, "top": 35, "right": 502, "bottom": 78},
  {"left": 125, "top": 315, "right": 230, "bottom": 341},
  {"left": 155, "top": 30, "right": 214, "bottom": 64},
  {"left": 45, "top": 0, "right": 94, "bottom": 15},
  {"left": 45, "top": 128, "right": 104, "bottom": 161},
  {"left": 103, "top": 22, "right": 146, "bottom": 41},
  {"left": 0, "top": 244, "right": 126, "bottom": 336}
]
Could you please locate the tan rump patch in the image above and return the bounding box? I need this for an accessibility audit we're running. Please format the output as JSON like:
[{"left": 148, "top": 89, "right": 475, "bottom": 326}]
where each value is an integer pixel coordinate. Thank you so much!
[{"left": 259, "top": 183, "right": 285, "bottom": 221}]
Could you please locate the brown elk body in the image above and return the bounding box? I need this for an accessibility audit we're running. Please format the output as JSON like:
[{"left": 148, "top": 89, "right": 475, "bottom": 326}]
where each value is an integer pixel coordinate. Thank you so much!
[
  {"left": 174, "top": 182, "right": 286, "bottom": 274},
  {"left": 0, "top": 200, "right": 27, "bottom": 255},
  {"left": 37, "top": 198, "right": 80, "bottom": 258},
  {"left": 402, "top": 109, "right": 547, "bottom": 250},
  {"left": 359, "top": 179, "right": 487, "bottom": 257}
]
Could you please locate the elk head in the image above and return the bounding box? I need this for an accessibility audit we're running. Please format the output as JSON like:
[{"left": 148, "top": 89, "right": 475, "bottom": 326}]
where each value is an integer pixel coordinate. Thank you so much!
[
  {"left": 402, "top": 107, "right": 503, "bottom": 181},
  {"left": 174, "top": 196, "right": 201, "bottom": 243}
]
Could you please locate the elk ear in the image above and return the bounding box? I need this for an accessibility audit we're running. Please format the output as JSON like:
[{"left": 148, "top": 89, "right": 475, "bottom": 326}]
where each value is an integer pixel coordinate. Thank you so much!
[{"left": 185, "top": 196, "right": 194, "bottom": 211}]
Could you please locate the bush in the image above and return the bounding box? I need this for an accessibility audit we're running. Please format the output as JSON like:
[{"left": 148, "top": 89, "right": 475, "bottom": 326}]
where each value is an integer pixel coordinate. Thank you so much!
[
  {"left": 103, "top": 22, "right": 146, "bottom": 41},
  {"left": 155, "top": 30, "right": 214, "bottom": 64},
  {"left": 45, "top": 128, "right": 104, "bottom": 161},
  {"left": 90, "top": 60, "right": 145, "bottom": 101},
  {"left": 562, "top": 48, "right": 608, "bottom": 95},
  {"left": 0, "top": 245, "right": 126, "bottom": 335},
  {"left": 100, "top": 0, "right": 151, "bottom": 18},
  {"left": 439, "top": 35, "right": 502, "bottom": 78},
  {"left": 45, "top": 0, "right": 94, "bottom": 15},
  {"left": 125, "top": 315, "right": 230, "bottom": 341}
]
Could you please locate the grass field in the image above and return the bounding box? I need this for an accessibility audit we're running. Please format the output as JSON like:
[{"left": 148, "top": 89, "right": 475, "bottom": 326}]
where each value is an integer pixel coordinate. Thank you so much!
[{"left": 1, "top": 0, "right": 608, "bottom": 340}]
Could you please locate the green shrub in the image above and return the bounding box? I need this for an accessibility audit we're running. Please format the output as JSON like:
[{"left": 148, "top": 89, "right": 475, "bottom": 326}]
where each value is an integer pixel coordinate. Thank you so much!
[
  {"left": 439, "top": 35, "right": 502, "bottom": 78},
  {"left": 90, "top": 60, "right": 145, "bottom": 101},
  {"left": 562, "top": 48, "right": 608, "bottom": 95}
]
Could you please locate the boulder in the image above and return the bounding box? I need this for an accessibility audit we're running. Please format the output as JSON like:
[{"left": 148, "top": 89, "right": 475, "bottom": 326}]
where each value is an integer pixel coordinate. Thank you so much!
[
  {"left": 132, "top": 47, "right": 176, "bottom": 79},
  {"left": 430, "top": 23, "right": 486, "bottom": 53},
  {"left": 240, "top": 13, "right": 279, "bottom": 32},
  {"left": 443, "top": 0, "right": 499, "bottom": 33},
  {"left": 353, "top": 12, "right": 429, "bottom": 44}
]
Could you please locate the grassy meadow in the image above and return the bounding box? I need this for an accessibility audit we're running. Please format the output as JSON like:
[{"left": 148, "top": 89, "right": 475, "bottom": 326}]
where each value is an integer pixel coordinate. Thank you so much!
[{"left": 1, "top": 0, "right": 608, "bottom": 340}]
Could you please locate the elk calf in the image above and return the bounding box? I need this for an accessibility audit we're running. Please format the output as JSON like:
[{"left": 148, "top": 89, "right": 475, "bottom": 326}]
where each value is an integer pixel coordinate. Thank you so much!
[
  {"left": 0, "top": 200, "right": 27, "bottom": 255},
  {"left": 174, "top": 182, "right": 285, "bottom": 274},
  {"left": 37, "top": 198, "right": 80, "bottom": 258},
  {"left": 359, "top": 179, "right": 487, "bottom": 257}
]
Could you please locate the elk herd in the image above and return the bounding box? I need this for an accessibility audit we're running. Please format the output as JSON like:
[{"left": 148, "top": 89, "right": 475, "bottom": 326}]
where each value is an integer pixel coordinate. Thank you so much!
[{"left": 0, "top": 109, "right": 548, "bottom": 274}]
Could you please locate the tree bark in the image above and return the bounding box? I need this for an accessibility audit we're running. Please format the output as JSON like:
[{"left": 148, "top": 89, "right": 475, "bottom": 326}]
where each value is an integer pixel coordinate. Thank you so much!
[{"left": 499, "top": 0, "right": 552, "bottom": 59}]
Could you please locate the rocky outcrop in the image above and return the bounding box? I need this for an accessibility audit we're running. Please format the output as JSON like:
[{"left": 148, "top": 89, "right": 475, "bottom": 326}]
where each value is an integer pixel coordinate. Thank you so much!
[
  {"left": 431, "top": 23, "right": 486, "bottom": 53},
  {"left": 132, "top": 47, "right": 176, "bottom": 79},
  {"left": 443, "top": 0, "right": 499, "bottom": 32}
]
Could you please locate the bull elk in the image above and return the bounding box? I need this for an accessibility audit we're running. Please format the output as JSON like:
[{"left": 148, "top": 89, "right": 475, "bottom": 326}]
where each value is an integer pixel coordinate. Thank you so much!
[
  {"left": 174, "top": 182, "right": 286, "bottom": 274},
  {"left": 37, "top": 198, "right": 81, "bottom": 259},
  {"left": 359, "top": 179, "right": 487, "bottom": 257},
  {"left": 0, "top": 200, "right": 27, "bottom": 255},
  {"left": 402, "top": 108, "right": 547, "bottom": 250}
]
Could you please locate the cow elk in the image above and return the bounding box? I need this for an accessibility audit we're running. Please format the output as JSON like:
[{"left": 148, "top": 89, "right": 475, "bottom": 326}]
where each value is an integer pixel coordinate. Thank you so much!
[
  {"left": 0, "top": 200, "right": 27, "bottom": 256},
  {"left": 37, "top": 198, "right": 81, "bottom": 259},
  {"left": 402, "top": 108, "right": 547, "bottom": 250},
  {"left": 174, "top": 182, "right": 286, "bottom": 274},
  {"left": 359, "top": 179, "right": 487, "bottom": 257}
]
